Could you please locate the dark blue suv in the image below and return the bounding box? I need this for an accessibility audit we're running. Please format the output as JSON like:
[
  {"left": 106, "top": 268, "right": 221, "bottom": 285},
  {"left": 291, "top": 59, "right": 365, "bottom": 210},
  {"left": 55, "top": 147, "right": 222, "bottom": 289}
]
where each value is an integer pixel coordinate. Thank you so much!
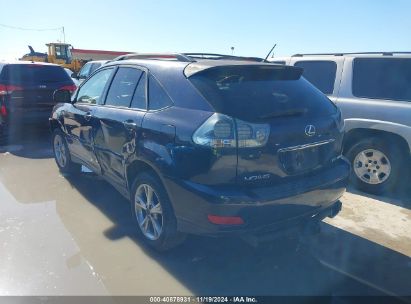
[
  {"left": 50, "top": 53, "right": 350, "bottom": 251},
  {"left": 0, "top": 62, "right": 76, "bottom": 144}
]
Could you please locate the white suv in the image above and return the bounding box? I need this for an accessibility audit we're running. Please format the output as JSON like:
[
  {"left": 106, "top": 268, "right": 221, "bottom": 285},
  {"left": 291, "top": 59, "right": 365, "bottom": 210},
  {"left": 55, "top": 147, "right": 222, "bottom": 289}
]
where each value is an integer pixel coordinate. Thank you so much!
[
  {"left": 72, "top": 60, "right": 108, "bottom": 84},
  {"left": 270, "top": 52, "right": 411, "bottom": 194}
]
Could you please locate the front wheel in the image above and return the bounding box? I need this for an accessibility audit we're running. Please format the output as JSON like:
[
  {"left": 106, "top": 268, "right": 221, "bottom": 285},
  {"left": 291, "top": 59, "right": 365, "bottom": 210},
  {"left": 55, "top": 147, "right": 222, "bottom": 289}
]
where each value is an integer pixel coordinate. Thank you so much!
[
  {"left": 346, "top": 137, "right": 403, "bottom": 194},
  {"left": 52, "top": 129, "right": 81, "bottom": 174},
  {"left": 131, "top": 172, "right": 186, "bottom": 251}
]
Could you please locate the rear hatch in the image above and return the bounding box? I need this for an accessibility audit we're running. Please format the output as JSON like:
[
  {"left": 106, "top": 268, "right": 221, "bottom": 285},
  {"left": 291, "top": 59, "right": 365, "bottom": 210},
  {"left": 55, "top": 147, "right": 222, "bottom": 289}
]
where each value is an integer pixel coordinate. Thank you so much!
[
  {"left": 0, "top": 64, "right": 75, "bottom": 122},
  {"left": 188, "top": 64, "right": 343, "bottom": 186}
]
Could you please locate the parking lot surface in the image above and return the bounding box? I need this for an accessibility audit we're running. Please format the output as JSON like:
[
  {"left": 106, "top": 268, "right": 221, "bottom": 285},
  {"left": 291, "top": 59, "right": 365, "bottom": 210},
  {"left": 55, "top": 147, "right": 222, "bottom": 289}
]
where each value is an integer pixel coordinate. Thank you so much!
[{"left": 0, "top": 130, "right": 410, "bottom": 297}]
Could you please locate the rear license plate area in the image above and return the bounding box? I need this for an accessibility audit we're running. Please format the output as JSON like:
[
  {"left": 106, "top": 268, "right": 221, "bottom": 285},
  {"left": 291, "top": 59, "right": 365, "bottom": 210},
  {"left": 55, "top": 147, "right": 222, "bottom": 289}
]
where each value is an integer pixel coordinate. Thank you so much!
[{"left": 279, "top": 142, "right": 332, "bottom": 174}]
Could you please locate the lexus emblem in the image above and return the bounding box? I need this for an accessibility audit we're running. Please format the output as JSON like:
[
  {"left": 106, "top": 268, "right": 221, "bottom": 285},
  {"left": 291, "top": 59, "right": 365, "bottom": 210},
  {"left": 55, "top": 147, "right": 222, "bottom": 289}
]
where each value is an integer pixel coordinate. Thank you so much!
[{"left": 305, "top": 125, "right": 316, "bottom": 137}]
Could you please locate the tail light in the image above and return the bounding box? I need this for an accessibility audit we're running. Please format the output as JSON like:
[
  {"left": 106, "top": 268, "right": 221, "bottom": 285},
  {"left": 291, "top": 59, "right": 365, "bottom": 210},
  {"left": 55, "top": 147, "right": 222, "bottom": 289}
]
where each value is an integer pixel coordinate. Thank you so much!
[
  {"left": 193, "top": 113, "right": 270, "bottom": 148},
  {"left": 236, "top": 120, "right": 270, "bottom": 148},
  {"left": 193, "top": 113, "right": 236, "bottom": 148},
  {"left": 59, "top": 84, "right": 77, "bottom": 94},
  {"left": 0, "top": 84, "right": 23, "bottom": 96}
]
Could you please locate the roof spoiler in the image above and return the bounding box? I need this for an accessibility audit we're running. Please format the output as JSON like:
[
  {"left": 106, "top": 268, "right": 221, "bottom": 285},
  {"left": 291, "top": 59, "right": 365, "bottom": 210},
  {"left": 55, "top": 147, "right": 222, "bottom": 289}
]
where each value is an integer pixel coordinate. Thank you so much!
[{"left": 184, "top": 63, "right": 303, "bottom": 79}]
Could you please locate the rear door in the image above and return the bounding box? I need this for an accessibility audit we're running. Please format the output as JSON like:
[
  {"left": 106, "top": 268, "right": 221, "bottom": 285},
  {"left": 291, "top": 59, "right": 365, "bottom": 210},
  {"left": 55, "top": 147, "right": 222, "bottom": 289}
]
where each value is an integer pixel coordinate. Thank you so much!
[
  {"left": 93, "top": 66, "right": 147, "bottom": 190},
  {"left": 0, "top": 64, "right": 75, "bottom": 126},
  {"left": 64, "top": 67, "right": 115, "bottom": 173}
]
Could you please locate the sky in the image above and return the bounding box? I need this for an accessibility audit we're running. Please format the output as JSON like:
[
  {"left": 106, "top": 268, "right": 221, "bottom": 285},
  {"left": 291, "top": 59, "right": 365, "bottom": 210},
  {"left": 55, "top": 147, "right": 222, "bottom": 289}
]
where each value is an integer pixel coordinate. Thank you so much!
[{"left": 1, "top": 0, "right": 410, "bottom": 61}]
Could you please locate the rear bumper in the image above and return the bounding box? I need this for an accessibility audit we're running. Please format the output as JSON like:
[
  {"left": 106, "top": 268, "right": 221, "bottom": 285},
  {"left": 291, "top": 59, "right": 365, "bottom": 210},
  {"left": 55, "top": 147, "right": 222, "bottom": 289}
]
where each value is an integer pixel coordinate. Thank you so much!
[
  {"left": 7, "top": 109, "right": 52, "bottom": 126},
  {"left": 1, "top": 109, "right": 51, "bottom": 136},
  {"left": 164, "top": 157, "right": 350, "bottom": 236}
]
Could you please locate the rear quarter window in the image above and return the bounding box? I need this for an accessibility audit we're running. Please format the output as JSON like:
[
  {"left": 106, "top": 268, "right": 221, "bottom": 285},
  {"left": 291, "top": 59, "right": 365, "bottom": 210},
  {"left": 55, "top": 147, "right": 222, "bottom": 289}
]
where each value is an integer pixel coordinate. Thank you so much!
[
  {"left": 294, "top": 60, "right": 337, "bottom": 95},
  {"left": 352, "top": 58, "right": 411, "bottom": 102},
  {"left": 148, "top": 75, "right": 173, "bottom": 111},
  {"left": 0, "top": 64, "right": 71, "bottom": 84}
]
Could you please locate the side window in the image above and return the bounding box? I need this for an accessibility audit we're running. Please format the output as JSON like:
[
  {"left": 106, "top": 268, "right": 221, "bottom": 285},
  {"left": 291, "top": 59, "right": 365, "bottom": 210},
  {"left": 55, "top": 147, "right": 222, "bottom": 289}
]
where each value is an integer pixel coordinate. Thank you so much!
[
  {"left": 55, "top": 45, "right": 63, "bottom": 59},
  {"left": 105, "top": 67, "right": 143, "bottom": 108},
  {"left": 76, "top": 68, "right": 114, "bottom": 105},
  {"left": 294, "top": 60, "right": 337, "bottom": 95},
  {"left": 131, "top": 72, "right": 147, "bottom": 110},
  {"left": 353, "top": 58, "right": 411, "bottom": 102},
  {"left": 148, "top": 75, "right": 173, "bottom": 110}
]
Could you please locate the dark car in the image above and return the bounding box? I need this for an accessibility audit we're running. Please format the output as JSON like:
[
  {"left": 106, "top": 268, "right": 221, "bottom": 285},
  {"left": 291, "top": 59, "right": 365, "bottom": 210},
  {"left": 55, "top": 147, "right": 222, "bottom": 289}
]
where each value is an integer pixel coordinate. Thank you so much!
[
  {"left": 0, "top": 62, "right": 76, "bottom": 143},
  {"left": 49, "top": 53, "right": 350, "bottom": 251}
]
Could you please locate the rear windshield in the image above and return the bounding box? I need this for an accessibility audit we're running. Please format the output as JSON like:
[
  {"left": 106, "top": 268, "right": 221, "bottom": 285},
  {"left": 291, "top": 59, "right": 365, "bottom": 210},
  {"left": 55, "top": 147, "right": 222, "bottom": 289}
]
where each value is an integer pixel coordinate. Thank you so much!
[
  {"left": 189, "top": 66, "right": 337, "bottom": 121},
  {"left": 0, "top": 64, "right": 71, "bottom": 84},
  {"left": 353, "top": 58, "right": 411, "bottom": 102}
]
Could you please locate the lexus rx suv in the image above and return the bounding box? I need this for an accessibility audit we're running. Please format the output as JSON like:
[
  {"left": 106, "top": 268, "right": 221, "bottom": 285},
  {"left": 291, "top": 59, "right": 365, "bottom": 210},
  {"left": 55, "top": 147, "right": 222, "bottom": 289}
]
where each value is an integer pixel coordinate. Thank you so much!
[
  {"left": 50, "top": 53, "right": 350, "bottom": 250},
  {"left": 0, "top": 62, "right": 76, "bottom": 144},
  {"left": 72, "top": 60, "right": 108, "bottom": 84}
]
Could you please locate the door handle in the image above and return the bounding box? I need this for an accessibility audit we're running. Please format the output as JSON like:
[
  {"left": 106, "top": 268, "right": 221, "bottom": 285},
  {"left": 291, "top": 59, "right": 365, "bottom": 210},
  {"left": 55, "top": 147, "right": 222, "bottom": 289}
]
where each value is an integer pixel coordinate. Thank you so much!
[
  {"left": 84, "top": 112, "right": 92, "bottom": 121},
  {"left": 123, "top": 120, "right": 137, "bottom": 130}
]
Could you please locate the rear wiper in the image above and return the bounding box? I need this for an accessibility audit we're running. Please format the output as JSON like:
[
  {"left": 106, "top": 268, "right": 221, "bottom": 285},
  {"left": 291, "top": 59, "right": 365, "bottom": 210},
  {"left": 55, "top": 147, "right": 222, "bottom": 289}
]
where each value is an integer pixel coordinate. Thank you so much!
[{"left": 259, "top": 108, "right": 307, "bottom": 119}]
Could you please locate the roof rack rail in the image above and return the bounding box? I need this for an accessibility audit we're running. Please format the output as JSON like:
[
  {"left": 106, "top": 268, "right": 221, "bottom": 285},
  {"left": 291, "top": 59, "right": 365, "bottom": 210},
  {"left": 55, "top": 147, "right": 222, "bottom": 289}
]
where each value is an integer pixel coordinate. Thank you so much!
[
  {"left": 183, "top": 53, "right": 267, "bottom": 62},
  {"left": 110, "top": 53, "right": 195, "bottom": 63},
  {"left": 292, "top": 52, "right": 411, "bottom": 57},
  {"left": 107, "top": 52, "right": 270, "bottom": 64}
]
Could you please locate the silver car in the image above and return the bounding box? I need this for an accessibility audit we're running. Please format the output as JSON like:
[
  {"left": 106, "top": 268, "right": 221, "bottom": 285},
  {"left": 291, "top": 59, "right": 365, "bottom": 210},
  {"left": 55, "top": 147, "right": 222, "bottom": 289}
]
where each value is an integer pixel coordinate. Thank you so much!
[
  {"left": 270, "top": 52, "right": 411, "bottom": 194},
  {"left": 72, "top": 60, "right": 108, "bottom": 84}
]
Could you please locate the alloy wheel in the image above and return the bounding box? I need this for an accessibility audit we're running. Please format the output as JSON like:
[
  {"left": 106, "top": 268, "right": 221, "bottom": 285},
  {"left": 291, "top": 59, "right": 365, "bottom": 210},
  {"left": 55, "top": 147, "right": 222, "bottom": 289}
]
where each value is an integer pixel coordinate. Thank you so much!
[
  {"left": 134, "top": 184, "right": 164, "bottom": 240},
  {"left": 353, "top": 149, "right": 391, "bottom": 185},
  {"left": 54, "top": 134, "right": 67, "bottom": 168}
]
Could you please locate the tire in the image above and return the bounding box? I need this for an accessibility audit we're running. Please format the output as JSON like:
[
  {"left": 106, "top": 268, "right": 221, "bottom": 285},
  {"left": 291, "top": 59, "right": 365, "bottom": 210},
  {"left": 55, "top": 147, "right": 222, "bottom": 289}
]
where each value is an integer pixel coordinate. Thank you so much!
[
  {"left": 52, "top": 129, "right": 81, "bottom": 174},
  {"left": 346, "top": 137, "right": 404, "bottom": 195},
  {"left": 130, "top": 172, "right": 186, "bottom": 251}
]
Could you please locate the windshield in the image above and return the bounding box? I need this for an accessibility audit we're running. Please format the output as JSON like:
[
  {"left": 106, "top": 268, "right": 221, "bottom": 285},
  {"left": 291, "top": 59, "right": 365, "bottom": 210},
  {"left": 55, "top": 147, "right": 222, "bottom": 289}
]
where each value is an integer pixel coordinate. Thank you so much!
[{"left": 189, "top": 66, "right": 337, "bottom": 121}]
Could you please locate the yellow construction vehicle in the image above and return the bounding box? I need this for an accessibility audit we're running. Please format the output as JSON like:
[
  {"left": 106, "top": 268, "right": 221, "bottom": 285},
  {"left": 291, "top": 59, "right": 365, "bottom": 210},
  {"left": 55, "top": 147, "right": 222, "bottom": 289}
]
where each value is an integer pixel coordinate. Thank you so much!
[{"left": 20, "top": 43, "right": 130, "bottom": 72}]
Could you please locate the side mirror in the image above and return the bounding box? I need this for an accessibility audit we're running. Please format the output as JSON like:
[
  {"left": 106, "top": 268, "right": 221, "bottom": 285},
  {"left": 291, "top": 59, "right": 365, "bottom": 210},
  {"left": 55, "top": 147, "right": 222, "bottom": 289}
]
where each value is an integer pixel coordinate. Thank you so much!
[
  {"left": 53, "top": 89, "right": 72, "bottom": 104},
  {"left": 71, "top": 72, "right": 78, "bottom": 79}
]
